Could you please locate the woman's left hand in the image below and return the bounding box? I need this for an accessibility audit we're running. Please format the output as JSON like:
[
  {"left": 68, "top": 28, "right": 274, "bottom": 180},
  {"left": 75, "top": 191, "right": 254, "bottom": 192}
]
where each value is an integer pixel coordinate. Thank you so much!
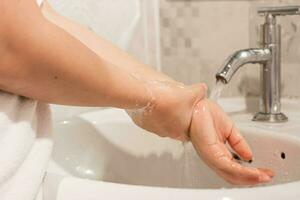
[{"left": 190, "top": 99, "right": 274, "bottom": 185}]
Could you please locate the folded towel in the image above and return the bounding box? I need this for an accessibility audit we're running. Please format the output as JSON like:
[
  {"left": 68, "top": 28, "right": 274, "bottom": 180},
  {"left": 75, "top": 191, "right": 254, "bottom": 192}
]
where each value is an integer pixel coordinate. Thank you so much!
[{"left": 0, "top": 93, "right": 53, "bottom": 200}]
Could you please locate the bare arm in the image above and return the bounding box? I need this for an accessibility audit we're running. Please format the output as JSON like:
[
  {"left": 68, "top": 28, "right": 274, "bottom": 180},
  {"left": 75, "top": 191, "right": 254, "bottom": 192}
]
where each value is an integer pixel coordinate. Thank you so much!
[{"left": 0, "top": 0, "right": 154, "bottom": 108}]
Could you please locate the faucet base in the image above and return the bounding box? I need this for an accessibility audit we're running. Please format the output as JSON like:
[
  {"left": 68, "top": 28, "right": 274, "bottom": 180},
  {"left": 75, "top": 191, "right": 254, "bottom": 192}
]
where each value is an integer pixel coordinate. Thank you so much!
[{"left": 252, "top": 112, "right": 288, "bottom": 123}]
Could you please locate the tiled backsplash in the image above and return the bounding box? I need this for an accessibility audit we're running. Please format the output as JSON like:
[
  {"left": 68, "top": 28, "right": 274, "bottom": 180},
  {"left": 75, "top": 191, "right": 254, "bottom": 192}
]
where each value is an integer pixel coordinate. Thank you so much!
[{"left": 160, "top": 0, "right": 300, "bottom": 98}]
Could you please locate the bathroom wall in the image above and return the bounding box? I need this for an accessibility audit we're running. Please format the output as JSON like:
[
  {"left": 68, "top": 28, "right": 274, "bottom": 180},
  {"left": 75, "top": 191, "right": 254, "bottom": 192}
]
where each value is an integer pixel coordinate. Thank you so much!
[{"left": 160, "top": 0, "right": 300, "bottom": 98}]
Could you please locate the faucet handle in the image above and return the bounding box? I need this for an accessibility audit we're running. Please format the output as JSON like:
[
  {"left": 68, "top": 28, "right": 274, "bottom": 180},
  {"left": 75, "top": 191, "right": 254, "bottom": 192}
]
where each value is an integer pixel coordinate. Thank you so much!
[{"left": 258, "top": 5, "right": 300, "bottom": 17}]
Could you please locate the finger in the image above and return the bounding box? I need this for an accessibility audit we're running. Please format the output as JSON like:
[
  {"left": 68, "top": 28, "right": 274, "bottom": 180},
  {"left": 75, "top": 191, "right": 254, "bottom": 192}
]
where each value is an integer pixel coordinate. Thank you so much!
[
  {"left": 220, "top": 142, "right": 233, "bottom": 159},
  {"left": 218, "top": 170, "right": 266, "bottom": 186},
  {"left": 190, "top": 100, "right": 234, "bottom": 169},
  {"left": 192, "top": 135, "right": 272, "bottom": 185},
  {"left": 213, "top": 155, "right": 273, "bottom": 185},
  {"left": 259, "top": 168, "right": 275, "bottom": 178},
  {"left": 208, "top": 101, "right": 254, "bottom": 162},
  {"left": 199, "top": 143, "right": 268, "bottom": 185},
  {"left": 227, "top": 125, "right": 253, "bottom": 161}
]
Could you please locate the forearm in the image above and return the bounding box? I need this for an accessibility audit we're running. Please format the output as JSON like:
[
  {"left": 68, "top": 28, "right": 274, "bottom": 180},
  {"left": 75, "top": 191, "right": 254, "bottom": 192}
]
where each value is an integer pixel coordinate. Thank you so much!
[
  {"left": 40, "top": 1, "right": 175, "bottom": 84},
  {"left": 0, "top": 1, "right": 153, "bottom": 108}
]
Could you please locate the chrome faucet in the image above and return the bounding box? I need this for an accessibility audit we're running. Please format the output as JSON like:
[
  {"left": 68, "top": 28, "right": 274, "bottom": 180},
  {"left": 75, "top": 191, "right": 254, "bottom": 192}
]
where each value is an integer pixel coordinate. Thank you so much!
[{"left": 216, "top": 5, "right": 300, "bottom": 123}]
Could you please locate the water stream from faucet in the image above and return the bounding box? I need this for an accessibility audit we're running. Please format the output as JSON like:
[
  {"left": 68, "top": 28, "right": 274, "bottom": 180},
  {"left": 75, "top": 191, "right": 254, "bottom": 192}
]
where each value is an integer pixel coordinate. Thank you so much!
[{"left": 209, "top": 80, "right": 225, "bottom": 102}]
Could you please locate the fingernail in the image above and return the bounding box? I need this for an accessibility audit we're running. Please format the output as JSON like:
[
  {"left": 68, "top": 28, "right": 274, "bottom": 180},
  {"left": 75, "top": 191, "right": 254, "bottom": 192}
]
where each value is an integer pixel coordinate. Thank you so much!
[{"left": 259, "top": 174, "right": 271, "bottom": 182}]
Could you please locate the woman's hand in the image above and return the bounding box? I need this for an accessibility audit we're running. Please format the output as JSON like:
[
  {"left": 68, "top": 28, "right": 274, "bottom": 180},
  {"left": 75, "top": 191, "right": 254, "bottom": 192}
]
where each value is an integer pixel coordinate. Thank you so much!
[
  {"left": 190, "top": 99, "right": 274, "bottom": 185},
  {"left": 128, "top": 81, "right": 274, "bottom": 185},
  {"left": 127, "top": 81, "right": 207, "bottom": 142}
]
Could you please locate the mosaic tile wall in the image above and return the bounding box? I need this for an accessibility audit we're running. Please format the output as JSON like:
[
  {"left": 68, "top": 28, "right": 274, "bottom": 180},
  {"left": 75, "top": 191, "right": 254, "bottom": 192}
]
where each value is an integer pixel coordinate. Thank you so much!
[{"left": 160, "top": 0, "right": 300, "bottom": 98}]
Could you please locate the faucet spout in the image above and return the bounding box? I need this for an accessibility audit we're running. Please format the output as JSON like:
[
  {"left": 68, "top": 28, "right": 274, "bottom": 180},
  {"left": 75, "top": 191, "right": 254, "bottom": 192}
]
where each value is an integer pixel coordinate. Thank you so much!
[
  {"left": 212, "top": 5, "right": 300, "bottom": 123},
  {"left": 216, "top": 48, "right": 272, "bottom": 83}
]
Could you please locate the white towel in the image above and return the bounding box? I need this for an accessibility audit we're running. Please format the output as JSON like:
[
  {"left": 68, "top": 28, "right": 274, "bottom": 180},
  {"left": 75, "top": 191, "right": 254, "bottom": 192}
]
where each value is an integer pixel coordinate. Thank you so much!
[{"left": 0, "top": 92, "right": 53, "bottom": 200}]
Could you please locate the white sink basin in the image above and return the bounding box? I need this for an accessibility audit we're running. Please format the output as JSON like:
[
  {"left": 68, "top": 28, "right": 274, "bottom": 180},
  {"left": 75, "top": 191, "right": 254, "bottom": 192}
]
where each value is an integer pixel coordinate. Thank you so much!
[{"left": 48, "top": 98, "right": 300, "bottom": 199}]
